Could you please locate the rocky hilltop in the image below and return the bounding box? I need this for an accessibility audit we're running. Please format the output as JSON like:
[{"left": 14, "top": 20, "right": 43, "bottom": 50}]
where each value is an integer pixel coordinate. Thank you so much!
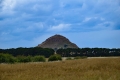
[{"left": 37, "top": 34, "right": 78, "bottom": 49}]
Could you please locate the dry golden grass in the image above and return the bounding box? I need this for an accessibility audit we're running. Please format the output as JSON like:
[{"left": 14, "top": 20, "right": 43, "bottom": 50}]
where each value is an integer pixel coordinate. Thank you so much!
[{"left": 0, "top": 58, "right": 120, "bottom": 80}]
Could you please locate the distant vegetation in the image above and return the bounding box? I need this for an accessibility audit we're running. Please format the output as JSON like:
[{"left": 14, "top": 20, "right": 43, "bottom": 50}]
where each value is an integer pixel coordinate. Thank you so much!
[
  {"left": 48, "top": 54, "right": 62, "bottom": 61},
  {"left": 57, "top": 48, "right": 120, "bottom": 57},
  {"left": 0, "top": 47, "right": 54, "bottom": 57},
  {"left": 0, "top": 53, "right": 16, "bottom": 63},
  {"left": 0, "top": 53, "right": 63, "bottom": 63},
  {"left": 0, "top": 47, "right": 120, "bottom": 63},
  {"left": 0, "top": 53, "right": 46, "bottom": 63},
  {"left": 74, "top": 56, "right": 87, "bottom": 59},
  {"left": 33, "top": 55, "right": 46, "bottom": 62},
  {"left": 0, "top": 47, "right": 120, "bottom": 57}
]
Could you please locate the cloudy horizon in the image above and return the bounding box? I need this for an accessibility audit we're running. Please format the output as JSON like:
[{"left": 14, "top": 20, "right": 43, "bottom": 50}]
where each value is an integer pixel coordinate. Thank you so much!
[{"left": 0, "top": 0, "right": 120, "bottom": 49}]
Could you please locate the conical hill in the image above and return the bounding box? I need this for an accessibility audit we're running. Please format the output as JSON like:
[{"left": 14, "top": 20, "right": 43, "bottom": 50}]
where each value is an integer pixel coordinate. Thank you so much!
[{"left": 37, "top": 34, "right": 78, "bottom": 49}]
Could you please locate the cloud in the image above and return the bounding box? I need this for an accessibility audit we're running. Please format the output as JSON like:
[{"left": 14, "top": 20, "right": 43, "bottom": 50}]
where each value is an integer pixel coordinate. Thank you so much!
[
  {"left": 1, "top": 0, "right": 16, "bottom": 14},
  {"left": 83, "top": 17, "right": 92, "bottom": 22},
  {"left": 48, "top": 23, "right": 71, "bottom": 32},
  {"left": 14, "top": 22, "right": 43, "bottom": 33}
]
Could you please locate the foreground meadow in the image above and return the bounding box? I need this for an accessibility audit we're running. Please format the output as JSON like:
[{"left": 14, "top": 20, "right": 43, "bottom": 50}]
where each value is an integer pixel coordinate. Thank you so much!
[{"left": 0, "top": 58, "right": 120, "bottom": 80}]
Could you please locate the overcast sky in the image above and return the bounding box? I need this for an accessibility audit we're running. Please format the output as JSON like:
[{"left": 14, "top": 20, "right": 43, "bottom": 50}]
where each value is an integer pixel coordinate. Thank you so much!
[{"left": 0, "top": 0, "right": 120, "bottom": 49}]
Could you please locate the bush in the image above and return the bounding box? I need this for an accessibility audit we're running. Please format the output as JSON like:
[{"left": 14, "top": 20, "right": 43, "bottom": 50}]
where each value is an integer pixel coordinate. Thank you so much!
[
  {"left": 0, "top": 53, "right": 16, "bottom": 63},
  {"left": 33, "top": 55, "right": 46, "bottom": 62},
  {"left": 66, "top": 57, "right": 72, "bottom": 60},
  {"left": 48, "top": 54, "right": 62, "bottom": 61},
  {"left": 74, "top": 56, "right": 81, "bottom": 59},
  {"left": 17, "top": 55, "right": 32, "bottom": 63},
  {"left": 81, "top": 56, "right": 87, "bottom": 59},
  {"left": 74, "top": 56, "right": 87, "bottom": 59}
]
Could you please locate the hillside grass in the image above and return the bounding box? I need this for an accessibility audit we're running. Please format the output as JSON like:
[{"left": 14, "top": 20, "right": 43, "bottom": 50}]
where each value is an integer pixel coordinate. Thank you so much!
[{"left": 0, "top": 58, "right": 120, "bottom": 80}]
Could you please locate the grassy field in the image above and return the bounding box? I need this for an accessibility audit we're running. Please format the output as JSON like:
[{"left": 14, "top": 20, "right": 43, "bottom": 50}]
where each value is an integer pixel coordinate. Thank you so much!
[{"left": 0, "top": 58, "right": 120, "bottom": 80}]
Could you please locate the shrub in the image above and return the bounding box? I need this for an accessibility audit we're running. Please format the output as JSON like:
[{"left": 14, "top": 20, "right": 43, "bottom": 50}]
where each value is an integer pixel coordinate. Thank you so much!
[
  {"left": 48, "top": 54, "right": 62, "bottom": 61},
  {"left": 74, "top": 56, "right": 87, "bottom": 59},
  {"left": 81, "top": 56, "right": 87, "bottom": 59},
  {"left": 17, "top": 55, "right": 32, "bottom": 63},
  {"left": 33, "top": 55, "right": 46, "bottom": 62},
  {"left": 0, "top": 53, "right": 16, "bottom": 63},
  {"left": 66, "top": 57, "right": 72, "bottom": 60},
  {"left": 74, "top": 56, "right": 81, "bottom": 59}
]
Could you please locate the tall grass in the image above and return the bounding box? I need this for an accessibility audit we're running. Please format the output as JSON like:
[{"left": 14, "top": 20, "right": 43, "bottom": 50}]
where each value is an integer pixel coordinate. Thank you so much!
[{"left": 0, "top": 58, "right": 120, "bottom": 80}]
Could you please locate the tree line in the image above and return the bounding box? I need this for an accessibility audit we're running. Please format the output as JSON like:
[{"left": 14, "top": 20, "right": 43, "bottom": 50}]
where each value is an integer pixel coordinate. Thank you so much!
[
  {"left": 57, "top": 48, "right": 120, "bottom": 57},
  {"left": 0, "top": 47, "right": 54, "bottom": 58},
  {"left": 0, "top": 47, "right": 120, "bottom": 57}
]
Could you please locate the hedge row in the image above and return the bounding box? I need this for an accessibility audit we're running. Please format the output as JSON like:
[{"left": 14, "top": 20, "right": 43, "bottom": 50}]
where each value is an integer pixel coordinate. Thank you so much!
[
  {"left": 0, "top": 53, "right": 62, "bottom": 63},
  {"left": 0, "top": 53, "right": 87, "bottom": 63}
]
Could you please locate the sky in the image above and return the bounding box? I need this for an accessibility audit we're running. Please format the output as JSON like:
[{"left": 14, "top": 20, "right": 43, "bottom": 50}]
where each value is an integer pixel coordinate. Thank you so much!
[{"left": 0, "top": 0, "right": 120, "bottom": 49}]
